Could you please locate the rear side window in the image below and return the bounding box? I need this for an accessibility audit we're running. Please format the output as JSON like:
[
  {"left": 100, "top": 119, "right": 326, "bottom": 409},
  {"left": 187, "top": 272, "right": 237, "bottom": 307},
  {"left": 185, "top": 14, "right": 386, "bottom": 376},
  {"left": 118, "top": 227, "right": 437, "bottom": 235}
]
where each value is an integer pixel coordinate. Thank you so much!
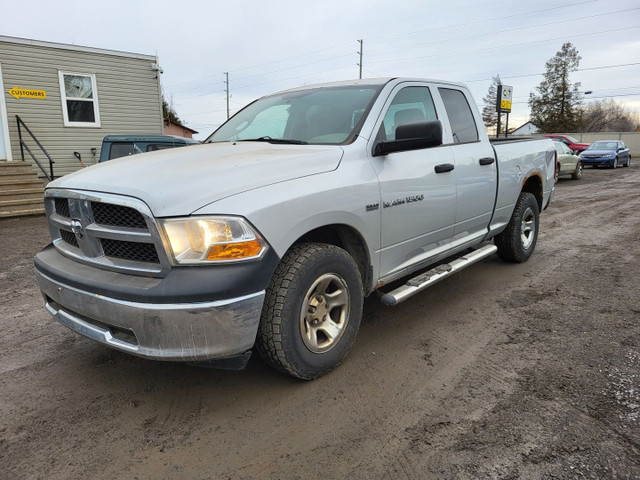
[
  {"left": 438, "top": 88, "right": 478, "bottom": 143},
  {"left": 147, "top": 143, "right": 184, "bottom": 152},
  {"left": 109, "top": 142, "right": 135, "bottom": 159}
]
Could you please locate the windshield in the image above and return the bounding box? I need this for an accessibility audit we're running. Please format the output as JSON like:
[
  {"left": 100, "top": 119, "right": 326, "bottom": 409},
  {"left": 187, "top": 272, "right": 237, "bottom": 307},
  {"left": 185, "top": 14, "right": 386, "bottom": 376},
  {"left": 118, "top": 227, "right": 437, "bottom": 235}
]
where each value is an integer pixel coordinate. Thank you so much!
[
  {"left": 563, "top": 135, "right": 579, "bottom": 143},
  {"left": 205, "top": 85, "right": 382, "bottom": 145},
  {"left": 588, "top": 141, "right": 619, "bottom": 150}
]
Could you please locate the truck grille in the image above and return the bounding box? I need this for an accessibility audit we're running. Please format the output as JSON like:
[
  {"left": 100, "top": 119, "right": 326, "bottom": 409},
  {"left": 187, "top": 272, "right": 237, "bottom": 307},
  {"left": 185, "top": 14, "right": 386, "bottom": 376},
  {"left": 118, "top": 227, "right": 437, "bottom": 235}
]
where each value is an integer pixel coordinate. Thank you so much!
[
  {"left": 91, "top": 202, "right": 147, "bottom": 229},
  {"left": 100, "top": 238, "right": 160, "bottom": 263},
  {"left": 46, "top": 191, "right": 169, "bottom": 276}
]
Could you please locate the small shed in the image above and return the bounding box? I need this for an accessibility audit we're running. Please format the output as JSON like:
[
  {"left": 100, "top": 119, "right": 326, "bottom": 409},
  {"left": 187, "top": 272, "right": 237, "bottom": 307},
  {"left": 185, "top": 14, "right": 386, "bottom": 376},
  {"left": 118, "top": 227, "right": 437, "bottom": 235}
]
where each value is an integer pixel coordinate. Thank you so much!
[
  {"left": 510, "top": 121, "right": 539, "bottom": 136},
  {"left": 163, "top": 119, "right": 199, "bottom": 139},
  {"left": 0, "top": 35, "right": 164, "bottom": 180}
]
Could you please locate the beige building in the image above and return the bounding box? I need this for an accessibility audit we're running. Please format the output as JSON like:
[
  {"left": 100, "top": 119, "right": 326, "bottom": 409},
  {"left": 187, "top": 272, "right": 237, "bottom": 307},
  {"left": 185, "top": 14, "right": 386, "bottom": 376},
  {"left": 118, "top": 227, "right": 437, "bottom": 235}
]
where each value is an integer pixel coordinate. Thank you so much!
[{"left": 0, "top": 36, "right": 163, "bottom": 179}]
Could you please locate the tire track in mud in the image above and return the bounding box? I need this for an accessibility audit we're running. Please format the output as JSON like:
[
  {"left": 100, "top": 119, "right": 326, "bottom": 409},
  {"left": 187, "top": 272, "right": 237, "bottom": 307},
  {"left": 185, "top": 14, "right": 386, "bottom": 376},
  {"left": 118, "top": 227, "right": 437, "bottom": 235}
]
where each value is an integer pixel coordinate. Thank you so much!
[{"left": 348, "top": 167, "right": 640, "bottom": 478}]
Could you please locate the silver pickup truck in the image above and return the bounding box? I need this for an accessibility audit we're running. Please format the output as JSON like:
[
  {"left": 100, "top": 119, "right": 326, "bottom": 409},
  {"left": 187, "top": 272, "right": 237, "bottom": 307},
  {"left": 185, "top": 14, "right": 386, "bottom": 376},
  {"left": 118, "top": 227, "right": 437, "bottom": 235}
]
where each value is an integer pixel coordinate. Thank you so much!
[{"left": 35, "top": 78, "right": 556, "bottom": 379}]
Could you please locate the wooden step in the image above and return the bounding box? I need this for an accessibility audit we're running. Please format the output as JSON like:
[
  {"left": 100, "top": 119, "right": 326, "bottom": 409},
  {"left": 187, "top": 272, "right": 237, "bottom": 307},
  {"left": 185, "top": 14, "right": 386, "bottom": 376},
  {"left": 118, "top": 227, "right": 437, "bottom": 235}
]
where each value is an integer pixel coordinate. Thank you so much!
[
  {"left": 0, "top": 178, "right": 43, "bottom": 189},
  {"left": 0, "top": 207, "right": 45, "bottom": 218},
  {"left": 0, "top": 162, "right": 38, "bottom": 174},
  {"left": 0, "top": 198, "right": 45, "bottom": 215},
  {"left": 0, "top": 188, "right": 44, "bottom": 201}
]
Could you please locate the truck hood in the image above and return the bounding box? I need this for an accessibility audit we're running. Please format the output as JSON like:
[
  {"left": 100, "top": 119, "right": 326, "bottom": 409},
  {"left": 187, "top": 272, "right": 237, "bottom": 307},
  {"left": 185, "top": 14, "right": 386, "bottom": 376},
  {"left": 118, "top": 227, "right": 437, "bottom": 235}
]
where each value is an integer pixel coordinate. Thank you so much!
[{"left": 48, "top": 142, "right": 344, "bottom": 217}]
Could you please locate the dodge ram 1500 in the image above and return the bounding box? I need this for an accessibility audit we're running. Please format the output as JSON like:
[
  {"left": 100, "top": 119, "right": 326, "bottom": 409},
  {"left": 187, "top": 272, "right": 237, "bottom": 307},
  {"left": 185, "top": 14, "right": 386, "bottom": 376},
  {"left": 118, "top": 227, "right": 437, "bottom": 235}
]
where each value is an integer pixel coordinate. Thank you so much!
[{"left": 35, "top": 78, "right": 556, "bottom": 379}]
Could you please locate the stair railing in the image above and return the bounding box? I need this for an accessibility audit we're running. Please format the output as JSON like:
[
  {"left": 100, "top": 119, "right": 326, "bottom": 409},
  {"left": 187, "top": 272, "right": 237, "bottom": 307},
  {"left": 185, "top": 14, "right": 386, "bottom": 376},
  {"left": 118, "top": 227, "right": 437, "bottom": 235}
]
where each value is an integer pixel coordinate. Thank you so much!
[{"left": 16, "top": 115, "right": 55, "bottom": 181}]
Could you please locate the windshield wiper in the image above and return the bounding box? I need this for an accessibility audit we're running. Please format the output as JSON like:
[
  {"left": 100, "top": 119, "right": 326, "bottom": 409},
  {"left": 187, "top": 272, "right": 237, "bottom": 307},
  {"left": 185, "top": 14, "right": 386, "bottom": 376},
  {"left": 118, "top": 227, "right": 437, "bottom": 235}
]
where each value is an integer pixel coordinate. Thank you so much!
[{"left": 239, "top": 136, "right": 308, "bottom": 145}]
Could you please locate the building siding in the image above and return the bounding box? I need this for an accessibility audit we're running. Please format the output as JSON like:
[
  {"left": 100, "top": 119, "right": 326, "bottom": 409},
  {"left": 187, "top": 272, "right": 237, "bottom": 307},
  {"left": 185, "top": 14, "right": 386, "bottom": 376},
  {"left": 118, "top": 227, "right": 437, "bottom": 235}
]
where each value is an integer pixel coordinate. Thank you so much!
[{"left": 0, "top": 38, "right": 162, "bottom": 178}]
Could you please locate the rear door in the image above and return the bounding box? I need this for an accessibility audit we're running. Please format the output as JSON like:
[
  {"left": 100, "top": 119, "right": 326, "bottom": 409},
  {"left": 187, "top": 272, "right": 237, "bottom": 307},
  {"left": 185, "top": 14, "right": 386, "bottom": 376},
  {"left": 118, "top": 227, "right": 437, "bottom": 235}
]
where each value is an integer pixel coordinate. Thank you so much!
[
  {"left": 369, "top": 82, "right": 457, "bottom": 279},
  {"left": 436, "top": 86, "right": 497, "bottom": 247}
]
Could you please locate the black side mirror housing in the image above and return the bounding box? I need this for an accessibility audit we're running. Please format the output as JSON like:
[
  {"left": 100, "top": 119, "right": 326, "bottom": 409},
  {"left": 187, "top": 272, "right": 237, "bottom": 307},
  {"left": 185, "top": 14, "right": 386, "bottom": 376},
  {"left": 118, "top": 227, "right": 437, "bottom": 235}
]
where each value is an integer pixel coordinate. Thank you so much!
[{"left": 374, "top": 120, "right": 443, "bottom": 156}]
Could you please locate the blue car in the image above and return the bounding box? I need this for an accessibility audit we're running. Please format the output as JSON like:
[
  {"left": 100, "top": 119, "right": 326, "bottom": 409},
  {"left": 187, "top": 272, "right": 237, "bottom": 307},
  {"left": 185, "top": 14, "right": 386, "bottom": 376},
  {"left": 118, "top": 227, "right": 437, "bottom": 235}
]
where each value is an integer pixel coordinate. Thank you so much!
[{"left": 579, "top": 140, "right": 631, "bottom": 169}]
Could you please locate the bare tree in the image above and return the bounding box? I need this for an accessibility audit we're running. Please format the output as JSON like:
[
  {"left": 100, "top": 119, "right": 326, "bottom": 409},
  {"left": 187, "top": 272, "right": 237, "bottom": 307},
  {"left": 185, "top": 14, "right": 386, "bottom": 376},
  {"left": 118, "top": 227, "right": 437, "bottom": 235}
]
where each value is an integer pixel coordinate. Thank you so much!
[{"left": 580, "top": 99, "right": 640, "bottom": 132}]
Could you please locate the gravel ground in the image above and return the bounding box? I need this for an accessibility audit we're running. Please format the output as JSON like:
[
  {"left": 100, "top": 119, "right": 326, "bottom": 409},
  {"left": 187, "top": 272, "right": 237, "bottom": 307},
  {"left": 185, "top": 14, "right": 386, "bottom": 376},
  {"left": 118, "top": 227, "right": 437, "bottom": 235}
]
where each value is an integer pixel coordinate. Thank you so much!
[{"left": 0, "top": 164, "right": 638, "bottom": 479}]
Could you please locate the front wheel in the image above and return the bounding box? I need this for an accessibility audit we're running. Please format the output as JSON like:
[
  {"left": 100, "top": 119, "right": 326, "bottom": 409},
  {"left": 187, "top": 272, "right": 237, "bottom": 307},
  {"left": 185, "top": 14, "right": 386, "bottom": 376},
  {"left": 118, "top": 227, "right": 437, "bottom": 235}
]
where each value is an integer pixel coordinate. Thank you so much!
[
  {"left": 610, "top": 157, "right": 618, "bottom": 169},
  {"left": 495, "top": 192, "right": 540, "bottom": 263},
  {"left": 256, "top": 243, "right": 363, "bottom": 380}
]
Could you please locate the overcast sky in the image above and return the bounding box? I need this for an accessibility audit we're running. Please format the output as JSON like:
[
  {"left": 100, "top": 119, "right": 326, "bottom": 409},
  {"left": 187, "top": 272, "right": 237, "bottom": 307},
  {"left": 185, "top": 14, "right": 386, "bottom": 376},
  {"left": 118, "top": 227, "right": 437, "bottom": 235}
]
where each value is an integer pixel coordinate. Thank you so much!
[{"left": 2, "top": 0, "right": 639, "bottom": 139}]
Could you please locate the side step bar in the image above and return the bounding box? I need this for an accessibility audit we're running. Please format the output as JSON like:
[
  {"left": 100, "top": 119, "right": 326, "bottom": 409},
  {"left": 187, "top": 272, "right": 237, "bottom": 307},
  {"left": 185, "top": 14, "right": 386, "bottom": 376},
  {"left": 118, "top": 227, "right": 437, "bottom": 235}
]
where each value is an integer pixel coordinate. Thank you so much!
[{"left": 380, "top": 244, "right": 498, "bottom": 306}]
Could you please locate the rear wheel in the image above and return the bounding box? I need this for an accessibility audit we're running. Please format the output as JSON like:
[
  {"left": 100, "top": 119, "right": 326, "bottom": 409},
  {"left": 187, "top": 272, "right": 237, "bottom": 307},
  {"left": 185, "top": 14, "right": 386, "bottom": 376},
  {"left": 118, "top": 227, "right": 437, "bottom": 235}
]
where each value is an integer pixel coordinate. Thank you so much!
[
  {"left": 571, "top": 161, "right": 583, "bottom": 180},
  {"left": 495, "top": 192, "right": 540, "bottom": 263},
  {"left": 256, "top": 243, "right": 363, "bottom": 380}
]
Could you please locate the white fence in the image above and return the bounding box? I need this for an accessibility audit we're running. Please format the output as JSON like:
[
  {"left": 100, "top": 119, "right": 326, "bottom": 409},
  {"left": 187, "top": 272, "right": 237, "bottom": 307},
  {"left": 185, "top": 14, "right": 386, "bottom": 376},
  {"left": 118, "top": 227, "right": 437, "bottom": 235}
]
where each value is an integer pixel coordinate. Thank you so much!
[{"left": 518, "top": 132, "right": 640, "bottom": 156}]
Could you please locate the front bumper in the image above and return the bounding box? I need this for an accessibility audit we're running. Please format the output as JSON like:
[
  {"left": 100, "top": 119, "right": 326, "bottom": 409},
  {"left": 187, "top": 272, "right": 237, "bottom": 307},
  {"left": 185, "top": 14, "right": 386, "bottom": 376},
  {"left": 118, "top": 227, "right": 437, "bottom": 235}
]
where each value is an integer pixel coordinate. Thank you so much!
[
  {"left": 35, "top": 268, "right": 265, "bottom": 362},
  {"left": 580, "top": 157, "right": 614, "bottom": 167}
]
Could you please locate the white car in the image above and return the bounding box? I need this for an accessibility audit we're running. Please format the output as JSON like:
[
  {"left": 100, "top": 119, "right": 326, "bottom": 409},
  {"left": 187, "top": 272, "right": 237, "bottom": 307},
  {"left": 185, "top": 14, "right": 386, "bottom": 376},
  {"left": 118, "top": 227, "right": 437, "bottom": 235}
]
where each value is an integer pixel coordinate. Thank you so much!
[{"left": 553, "top": 141, "right": 582, "bottom": 180}]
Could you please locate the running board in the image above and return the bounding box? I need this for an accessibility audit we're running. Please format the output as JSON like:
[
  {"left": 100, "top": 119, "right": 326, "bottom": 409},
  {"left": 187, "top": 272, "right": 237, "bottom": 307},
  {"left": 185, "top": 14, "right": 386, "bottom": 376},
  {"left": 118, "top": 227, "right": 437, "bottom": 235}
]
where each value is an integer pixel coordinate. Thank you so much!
[{"left": 380, "top": 244, "right": 498, "bottom": 306}]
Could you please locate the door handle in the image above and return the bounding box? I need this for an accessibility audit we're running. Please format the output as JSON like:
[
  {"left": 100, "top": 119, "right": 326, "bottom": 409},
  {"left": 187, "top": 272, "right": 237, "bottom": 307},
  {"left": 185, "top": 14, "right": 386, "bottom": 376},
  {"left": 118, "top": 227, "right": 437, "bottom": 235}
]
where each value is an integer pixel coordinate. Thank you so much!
[
  {"left": 434, "top": 163, "right": 455, "bottom": 173},
  {"left": 479, "top": 157, "right": 495, "bottom": 165}
]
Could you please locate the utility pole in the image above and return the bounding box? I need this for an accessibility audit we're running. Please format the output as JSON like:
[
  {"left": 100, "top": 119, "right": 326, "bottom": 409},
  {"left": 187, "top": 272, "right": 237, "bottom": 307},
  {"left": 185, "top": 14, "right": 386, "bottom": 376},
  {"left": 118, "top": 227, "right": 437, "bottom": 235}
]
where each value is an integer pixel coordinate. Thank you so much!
[
  {"left": 224, "top": 72, "right": 230, "bottom": 120},
  {"left": 357, "top": 39, "right": 363, "bottom": 79}
]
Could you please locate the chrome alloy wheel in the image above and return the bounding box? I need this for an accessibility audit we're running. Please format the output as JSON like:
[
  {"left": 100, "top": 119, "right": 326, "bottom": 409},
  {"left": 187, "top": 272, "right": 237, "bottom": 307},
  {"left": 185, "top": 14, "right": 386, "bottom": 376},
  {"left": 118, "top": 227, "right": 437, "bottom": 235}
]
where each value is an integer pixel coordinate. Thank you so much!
[
  {"left": 300, "top": 273, "right": 350, "bottom": 354},
  {"left": 520, "top": 207, "right": 536, "bottom": 250}
]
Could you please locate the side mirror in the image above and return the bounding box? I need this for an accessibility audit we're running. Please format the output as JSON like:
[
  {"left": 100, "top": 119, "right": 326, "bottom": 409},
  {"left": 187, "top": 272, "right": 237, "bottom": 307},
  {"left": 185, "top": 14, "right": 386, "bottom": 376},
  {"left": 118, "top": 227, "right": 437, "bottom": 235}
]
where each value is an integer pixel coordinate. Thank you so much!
[{"left": 374, "top": 120, "right": 443, "bottom": 156}]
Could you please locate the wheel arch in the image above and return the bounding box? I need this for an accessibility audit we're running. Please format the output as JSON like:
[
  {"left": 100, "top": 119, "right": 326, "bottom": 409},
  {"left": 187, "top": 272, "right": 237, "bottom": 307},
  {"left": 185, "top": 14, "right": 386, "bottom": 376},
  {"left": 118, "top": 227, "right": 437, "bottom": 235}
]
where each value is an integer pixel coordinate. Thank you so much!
[
  {"left": 521, "top": 174, "right": 543, "bottom": 211},
  {"left": 292, "top": 224, "right": 373, "bottom": 294}
]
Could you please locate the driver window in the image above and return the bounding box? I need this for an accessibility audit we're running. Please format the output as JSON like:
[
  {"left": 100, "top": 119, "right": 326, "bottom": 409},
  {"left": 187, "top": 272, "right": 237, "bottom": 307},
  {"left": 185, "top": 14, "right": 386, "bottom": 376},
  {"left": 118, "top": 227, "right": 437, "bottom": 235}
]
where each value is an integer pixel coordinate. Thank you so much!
[{"left": 379, "top": 86, "right": 437, "bottom": 141}]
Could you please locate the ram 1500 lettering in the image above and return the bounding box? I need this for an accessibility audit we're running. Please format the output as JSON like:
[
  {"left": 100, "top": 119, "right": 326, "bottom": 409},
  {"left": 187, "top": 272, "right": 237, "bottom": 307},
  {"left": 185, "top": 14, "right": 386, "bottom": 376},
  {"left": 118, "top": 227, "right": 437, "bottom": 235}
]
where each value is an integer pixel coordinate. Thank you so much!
[{"left": 35, "top": 78, "right": 556, "bottom": 379}]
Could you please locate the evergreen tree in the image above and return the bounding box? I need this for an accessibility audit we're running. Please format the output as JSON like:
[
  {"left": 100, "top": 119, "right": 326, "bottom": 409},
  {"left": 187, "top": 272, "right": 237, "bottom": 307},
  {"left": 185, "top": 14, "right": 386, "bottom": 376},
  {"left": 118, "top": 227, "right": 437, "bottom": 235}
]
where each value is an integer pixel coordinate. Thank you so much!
[
  {"left": 482, "top": 74, "right": 501, "bottom": 133},
  {"left": 529, "top": 43, "right": 582, "bottom": 132}
]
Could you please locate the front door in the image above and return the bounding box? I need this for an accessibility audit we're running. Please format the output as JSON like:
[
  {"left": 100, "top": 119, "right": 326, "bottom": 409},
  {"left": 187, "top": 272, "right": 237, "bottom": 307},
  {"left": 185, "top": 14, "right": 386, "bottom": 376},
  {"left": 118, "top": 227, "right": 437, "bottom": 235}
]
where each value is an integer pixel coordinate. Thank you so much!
[{"left": 370, "top": 83, "right": 457, "bottom": 280}]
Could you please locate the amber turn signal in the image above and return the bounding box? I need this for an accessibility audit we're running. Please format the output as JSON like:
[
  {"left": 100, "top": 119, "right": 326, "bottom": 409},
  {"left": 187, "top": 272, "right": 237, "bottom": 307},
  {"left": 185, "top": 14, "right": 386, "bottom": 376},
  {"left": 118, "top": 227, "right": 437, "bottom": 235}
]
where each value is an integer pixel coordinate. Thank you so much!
[{"left": 206, "top": 240, "right": 264, "bottom": 261}]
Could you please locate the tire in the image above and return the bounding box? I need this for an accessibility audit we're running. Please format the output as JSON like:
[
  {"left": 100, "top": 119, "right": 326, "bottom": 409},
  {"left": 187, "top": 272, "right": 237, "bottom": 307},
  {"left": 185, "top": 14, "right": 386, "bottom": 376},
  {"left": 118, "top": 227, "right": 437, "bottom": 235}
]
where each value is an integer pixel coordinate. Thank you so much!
[
  {"left": 494, "top": 192, "right": 540, "bottom": 263},
  {"left": 623, "top": 156, "right": 631, "bottom": 167},
  {"left": 610, "top": 157, "right": 618, "bottom": 169},
  {"left": 571, "top": 161, "right": 583, "bottom": 180},
  {"left": 255, "top": 243, "right": 363, "bottom": 380}
]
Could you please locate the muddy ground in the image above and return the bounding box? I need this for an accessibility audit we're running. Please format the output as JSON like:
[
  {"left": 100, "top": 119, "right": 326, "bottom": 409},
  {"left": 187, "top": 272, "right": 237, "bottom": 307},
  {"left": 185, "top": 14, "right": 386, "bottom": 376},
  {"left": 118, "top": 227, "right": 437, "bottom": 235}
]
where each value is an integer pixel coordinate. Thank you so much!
[{"left": 1, "top": 164, "right": 639, "bottom": 480}]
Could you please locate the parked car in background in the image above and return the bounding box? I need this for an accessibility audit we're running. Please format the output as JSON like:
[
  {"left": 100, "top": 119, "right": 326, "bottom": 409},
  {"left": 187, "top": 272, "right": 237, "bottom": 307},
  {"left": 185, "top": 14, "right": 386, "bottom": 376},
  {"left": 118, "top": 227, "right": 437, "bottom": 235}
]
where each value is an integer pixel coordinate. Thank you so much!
[
  {"left": 553, "top": 141, "right": 582, "bottom": 180},
  {"left": 579, "top": 140, "right": 631, "bottom": 169},
  {"left": 99, "top": 134, "right": 199, "bottom": 162},
  {"left": 544, "top": 134, "right": 589, "bottom": 153}
]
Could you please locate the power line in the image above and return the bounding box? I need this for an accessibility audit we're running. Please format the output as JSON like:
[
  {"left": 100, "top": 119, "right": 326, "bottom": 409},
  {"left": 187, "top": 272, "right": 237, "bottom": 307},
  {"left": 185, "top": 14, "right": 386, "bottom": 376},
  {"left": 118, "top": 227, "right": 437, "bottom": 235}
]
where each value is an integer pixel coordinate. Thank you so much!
[
  {"left": 165, "top": 0, "right": 605, "bottom": 94},
  {"left": 464, "top": 62, "right": 640, "bottom": 84},
  {"left": 365, "top": 7, "right": 640, "bottom": 56},
  {"left": 365, "top": 0, "right": 601, "bottom": 44},
  {"left": 367, "top": 25, "right": 640, "bottom": 65}
]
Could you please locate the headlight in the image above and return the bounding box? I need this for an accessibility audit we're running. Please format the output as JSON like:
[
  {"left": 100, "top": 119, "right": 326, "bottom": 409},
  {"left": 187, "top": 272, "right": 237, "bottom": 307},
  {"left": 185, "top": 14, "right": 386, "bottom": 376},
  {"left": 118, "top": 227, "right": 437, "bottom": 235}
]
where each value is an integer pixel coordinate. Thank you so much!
[
  {"left": 160, "top": 216, "right": 267, "bottom": 264},
  {"left": 602, "top": 153, "right": 612, "bottom": 158}
]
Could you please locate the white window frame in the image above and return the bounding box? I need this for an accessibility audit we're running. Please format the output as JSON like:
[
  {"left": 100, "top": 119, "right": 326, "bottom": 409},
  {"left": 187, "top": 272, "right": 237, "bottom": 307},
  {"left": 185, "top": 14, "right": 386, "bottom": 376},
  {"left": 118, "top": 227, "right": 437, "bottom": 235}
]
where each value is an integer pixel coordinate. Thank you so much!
[{"left": 58, "top": 71, "right": 101, "bottom": 127}]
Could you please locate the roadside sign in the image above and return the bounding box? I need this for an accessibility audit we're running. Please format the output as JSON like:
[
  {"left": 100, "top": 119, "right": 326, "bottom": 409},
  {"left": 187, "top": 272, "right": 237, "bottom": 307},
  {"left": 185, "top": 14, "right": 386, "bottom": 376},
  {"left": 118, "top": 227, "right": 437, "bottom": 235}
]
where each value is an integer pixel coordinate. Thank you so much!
[
  {"left": 8, "top": 86, "right": 47, "bottom": 100},
  {"left": 496, "top": 85, "right": 512, "bottom": 113}
]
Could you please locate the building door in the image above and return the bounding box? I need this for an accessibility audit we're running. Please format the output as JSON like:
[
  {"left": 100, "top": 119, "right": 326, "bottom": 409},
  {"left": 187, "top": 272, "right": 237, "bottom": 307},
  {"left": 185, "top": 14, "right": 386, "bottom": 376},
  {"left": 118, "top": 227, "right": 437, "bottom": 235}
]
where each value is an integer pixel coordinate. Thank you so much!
[{"left": 0, "top": 63, "right": 11, "bottom": 161}]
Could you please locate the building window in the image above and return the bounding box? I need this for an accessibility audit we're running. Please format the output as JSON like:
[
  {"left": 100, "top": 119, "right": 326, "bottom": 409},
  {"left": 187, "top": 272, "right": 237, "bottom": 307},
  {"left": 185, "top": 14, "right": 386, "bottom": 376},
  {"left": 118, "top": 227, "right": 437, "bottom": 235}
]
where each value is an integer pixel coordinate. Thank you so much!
[{"left": 58, "top": 72, "right": 101, "bottom": 127}]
